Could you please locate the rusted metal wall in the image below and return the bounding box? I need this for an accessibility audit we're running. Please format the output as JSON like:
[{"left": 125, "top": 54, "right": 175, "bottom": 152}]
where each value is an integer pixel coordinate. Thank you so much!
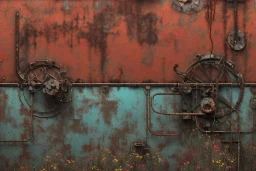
[
  {"left": 1, "top": 0, "right": 256, "bottom": 170},
  {"left": 0, "top": 0, "right": 254, "bottom": 83}
]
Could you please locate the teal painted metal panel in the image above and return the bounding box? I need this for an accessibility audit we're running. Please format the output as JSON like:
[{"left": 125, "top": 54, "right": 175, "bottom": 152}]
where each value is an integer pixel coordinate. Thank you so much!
[{"left": 0, "top": 86, "right": 255, "bottom": 170}]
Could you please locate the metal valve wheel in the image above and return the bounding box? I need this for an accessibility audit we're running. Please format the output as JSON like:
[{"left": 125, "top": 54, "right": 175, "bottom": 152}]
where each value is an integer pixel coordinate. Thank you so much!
[
  {"left": 175, "top": 54, "right": 244, "bottom": 118},
  {"left": 20, "top": 60, "right": 72, "bottom": 118}
]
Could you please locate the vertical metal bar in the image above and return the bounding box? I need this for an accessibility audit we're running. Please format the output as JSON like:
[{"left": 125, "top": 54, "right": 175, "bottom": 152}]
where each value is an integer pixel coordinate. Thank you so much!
[
  {"left": 233, "top": 0, "right": 238, "bottom": 42},
  {"left": 237, "top": 142, "right": 240, "bottom": 171},
  {"left": 15, "top": 12, "right": 24, "bottom": 80}
]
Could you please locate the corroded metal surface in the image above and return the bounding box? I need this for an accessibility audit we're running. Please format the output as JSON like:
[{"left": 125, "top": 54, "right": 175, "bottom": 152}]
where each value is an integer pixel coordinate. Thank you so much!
[
  {"left": 1, "top": 0, "right": 256, "bottom": 171},
  {"left": 0, "top": 0, "right": 255, "bottom": 82}
]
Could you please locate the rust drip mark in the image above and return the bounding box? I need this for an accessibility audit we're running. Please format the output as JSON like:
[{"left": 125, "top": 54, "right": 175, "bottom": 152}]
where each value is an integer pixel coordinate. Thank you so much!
[
  {"left": 83, "top": 7, "right": 116, "bottom": 81},
  {"left": 44, "top": 24, "right": 52, "bottom": 44},
  {"left": 205, "top": 0, "right": 217, "bottom": 54},
  {"left": 223, "top": 0, "right": 228, "bottom": 56},
  {"left": 77, "top": 3, "right": 121, "bottom": 81},
  {"left": 19, "top": 144, "right": 31, "bottom": 161},
  {"left": 19, "top": 23, "right": 37, "bottom": 68},
  {"left": 110, "top": 67, "right": 123, "bottom": 83},
  {"left": 162, "top": 57, "right": 166, "bottom": 82},
  {"left": 137, "top": 12, "right": 159, "bottom": 46},
  {"left": 69, "top": 20, "right": 74, "bottom": 48},
  {"left": 18, "top": 1, "right": 164, "bottom": 81},
  {"left": 116, "top": 1, "right": 160, "bottom": 45}
]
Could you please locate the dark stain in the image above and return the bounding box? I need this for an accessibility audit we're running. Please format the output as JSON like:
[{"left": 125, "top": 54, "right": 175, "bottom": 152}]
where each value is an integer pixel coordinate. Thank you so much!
[
  {"left": 116, "top": 1, "right": 160, "bottom": 45},
  {"left": 69, "top": 119, "right": 88, "bottom": 133},
  {"left": 82, "top": 6, "right": 116, "bottom": 81},
  {"left": 109, "top": 122, "right": 137, "bottom": 155},
  {"left": 19, "top": 105, "right": 29, "bottom": 117},
  {"left": 137, "top": 13, "right": 159, "bottom": 45},
  {"left": 142, "top": 79, "right": 156, "bottom": 83},
  {"left": 162, "top": 57, "right": 166, "bottom": 82},
  {"left": 19, "top": 23, "right": 37, "bottom": 69},
  {"left": 82, "top": 138, "right": 94, "bottom": 152},
  {"left": 44, "top": 24, "right": 51, "bottom": 44},
  {"left": 101, "top": 100, "right": 118, "bottom": 125},
  {"left": 69, "top": 20, "right": 74, "bottom": 48},
  {"left": 0, "top": 156, "right": 10, "bottom": 169},
  {"left": 62, "top": 144, "right": 72, "bottom": 156},
  {"left": 0, "top": 89, "right": 8, "bottom": 120},
  {"left": 110, "top": 67, "right": 123, "bottom": 83},
  {"left": 19, "top": 144, "right": 31, "bottom": 161},
  {"left": 19, "top": 1, "right": 162, "bottom": 81},
  {"left": 78, "top": 87, "right": 83, "bottom": 93},
  {"left": 61, "top": 20, "right": 69, "bottom": 37}
]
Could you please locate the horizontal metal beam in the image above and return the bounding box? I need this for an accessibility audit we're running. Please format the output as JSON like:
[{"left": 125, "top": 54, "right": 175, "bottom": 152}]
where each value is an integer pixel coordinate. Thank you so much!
[{"left": 1, "top": 82, "right": 256, "bottom": 87}]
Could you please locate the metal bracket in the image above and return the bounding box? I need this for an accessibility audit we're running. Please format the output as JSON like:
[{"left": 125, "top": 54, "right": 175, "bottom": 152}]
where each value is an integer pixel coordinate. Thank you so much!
[{"left": 227, "top": 0, "right": 246, "bottom": 51}]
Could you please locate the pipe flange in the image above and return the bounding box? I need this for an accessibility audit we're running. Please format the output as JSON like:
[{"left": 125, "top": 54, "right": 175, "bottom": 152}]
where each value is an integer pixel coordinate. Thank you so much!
[{"left": 200, "top": 97, "right": 216, "bottom": 114}]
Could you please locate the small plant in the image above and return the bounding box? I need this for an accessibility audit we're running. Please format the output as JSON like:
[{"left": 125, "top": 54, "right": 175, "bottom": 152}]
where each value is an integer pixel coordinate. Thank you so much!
[
  {"left": 181, "top": 132, "right": 237, "bottom": 171},
  {"left": 15, "top": 147, "right": 164, "bottom": 171}
]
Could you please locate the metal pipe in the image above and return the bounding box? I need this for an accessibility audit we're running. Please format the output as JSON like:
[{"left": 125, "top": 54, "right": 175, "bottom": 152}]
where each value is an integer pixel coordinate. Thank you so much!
[
  {"left": 145, "top": 86, "right": 183, "bottom": 136},
  {"left": 195, "top": 113, "right": 256, "bottom": 134},
  {"left": 2, "top": 82, "right": 256, "bottom": 87},
  {"left": 150, "top": 92, "right": 205, "bottom": 116}
]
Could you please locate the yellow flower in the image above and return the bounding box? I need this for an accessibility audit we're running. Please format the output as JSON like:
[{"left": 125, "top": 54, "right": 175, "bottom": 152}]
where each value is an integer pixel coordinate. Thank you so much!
[
  {"left": 113, "top": 158, "right": 118, "bottom": 162},
  {"left": 135, "top": 155, "right": 143, "bottom": 159},
  {"left": 67, "top": 159, "right": 71, "bottom": 164}
]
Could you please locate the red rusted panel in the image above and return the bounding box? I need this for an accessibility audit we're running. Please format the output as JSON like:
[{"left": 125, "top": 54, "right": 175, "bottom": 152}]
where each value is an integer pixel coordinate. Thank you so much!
[{"left": 0, "top": 0, "right": 255, "bottom": 83}]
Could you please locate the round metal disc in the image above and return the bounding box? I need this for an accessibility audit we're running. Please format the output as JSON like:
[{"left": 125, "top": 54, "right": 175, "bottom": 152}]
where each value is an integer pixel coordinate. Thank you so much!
[
  {"left": 172, "top": 0, "right": 205, "bottom": 14},
  {"left": 228, "top": 30, "right": 246, "bottom": 51}
]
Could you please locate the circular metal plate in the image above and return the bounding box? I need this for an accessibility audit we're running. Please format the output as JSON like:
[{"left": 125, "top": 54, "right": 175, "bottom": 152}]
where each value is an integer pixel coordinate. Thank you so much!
[
  {"left": 228, "top": 30, "right": 246, "bottom": 51},
  {"left": 172, "top": 0, "right": 205, "bottom": 14}
]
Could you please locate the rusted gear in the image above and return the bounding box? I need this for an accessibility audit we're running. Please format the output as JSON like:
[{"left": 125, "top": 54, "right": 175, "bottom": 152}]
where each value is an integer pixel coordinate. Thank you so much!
[
  {"left": 20, "top": 60, "right": 72, "bottom": 118},
  {"left": 43, "top": 79, "right": 60, "bottom": 96},
  {"left": 175, "top": 54, "right": 244, "bottom": 118},
  {"left": 22, "top": 60, "right": 72, "bottom": 93},
  {"left": 200, "top": 97, "right": 216, "bottom": 114}
]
